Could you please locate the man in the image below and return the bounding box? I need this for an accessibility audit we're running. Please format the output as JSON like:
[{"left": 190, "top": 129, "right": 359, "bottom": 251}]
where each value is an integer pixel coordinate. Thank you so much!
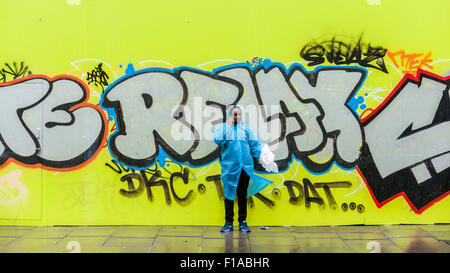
[{"left": 213, "top": 105, "right": 273, "bottom": 232}]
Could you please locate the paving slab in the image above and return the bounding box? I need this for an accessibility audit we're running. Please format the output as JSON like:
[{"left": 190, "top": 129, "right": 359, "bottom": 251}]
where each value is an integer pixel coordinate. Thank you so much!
[
  {"left": 21, "top": 230, "right": 71, "bottom": 239},
  {"left": 104, "top": 237, "right": 155, "bottom": 248},
  {"left": 338, "top": 232, "right": 388, "bottom": 240},
  {"left": 1, "top": 238, "right": 60, "bottom": 253},
  {"left": 67, "top": 227, "right": 118, "bottom": 237},
  {"left": 158, "top": 226, "right": 203, "bottom": 237}
]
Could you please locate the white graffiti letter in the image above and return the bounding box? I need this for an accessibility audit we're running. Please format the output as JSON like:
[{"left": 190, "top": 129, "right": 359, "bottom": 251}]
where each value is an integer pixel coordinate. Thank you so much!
[
  {"left": 179, "top": 70, "right": 241, "bottom": 161},
  {"left": 257, "top": 67, "right": 325, "bottom": 157},
  {"left": 0, "top": 79, "right": 49, "bottom": 158},
  {"left": 364, "top": 76, "right": 450, "bottom": 179},
  {"left": 217, "top": 67, "right": 283, "bottom": 151},
  {"left": 290, "top": 68, "right": 365, "bottom": 166},
  {"left": 23, "top": 79, "right": 105, "bottom": 167},
  {"left": 104, "top": 72, "right": 191, "bottom": 167}
]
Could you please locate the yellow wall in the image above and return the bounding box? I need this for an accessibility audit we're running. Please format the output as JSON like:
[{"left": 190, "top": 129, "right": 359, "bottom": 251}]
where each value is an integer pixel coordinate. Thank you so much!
[{"left": 0, "top": 0, "right": 448, "bottom": 226}]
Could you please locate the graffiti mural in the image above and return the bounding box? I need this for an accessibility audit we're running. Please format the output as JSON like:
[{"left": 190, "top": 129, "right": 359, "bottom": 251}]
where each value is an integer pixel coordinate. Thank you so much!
[
  {"left": 99, "top": 61, "right": 449, "bottom": 215},
  {"left": 0, "top": 62, "right": 447, "bottom": 225},
  {"left": 101, "top": 62, "right": 367, "bottom": 172},
  {"left": 0, "top": 0, "right": 448, "bottom": 226}
]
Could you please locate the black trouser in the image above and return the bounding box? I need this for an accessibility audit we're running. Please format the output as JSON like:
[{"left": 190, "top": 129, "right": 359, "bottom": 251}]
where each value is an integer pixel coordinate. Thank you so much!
[{"left": 224, "top": 170, "right": 249, "bottom": 223}]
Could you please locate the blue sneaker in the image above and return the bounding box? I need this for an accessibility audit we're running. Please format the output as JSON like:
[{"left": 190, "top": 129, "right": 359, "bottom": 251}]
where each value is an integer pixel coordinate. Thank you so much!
[
  {"left": 239, "top": 221, "right": 251, "bottom": 232},
  {"left": 220, "top": 221, "right": 233, "bottom": 232}
]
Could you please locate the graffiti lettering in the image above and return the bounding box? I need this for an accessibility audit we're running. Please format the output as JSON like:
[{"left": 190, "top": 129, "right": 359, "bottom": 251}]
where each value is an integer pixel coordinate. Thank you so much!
[
  {"left": 386, "top": 50, "right": 433, "bottom": 75},
  {"left": 118, "top": 168, "right": 357, "bottom": 211},
  {"left": 169, "top": 168, "right": 194, "bottom": 206},
  {"left": 102, "top": 62, "right": 365, "bottom": 173},
  {"left": 119, "top": 173, "right": 144, "bottom": 197},
  {"left": 119, "top": 168, "right": 199, "bottom": 206},
  {"left": 86, "top": 63, "right": 110, "bottom": 92},
  {"left": 0, "top": 170, "right": 27, "bottom": 204},
  {"left": 246, "top": 57, "right": 263, "bottom": 66},
  {"left": 358, "top": 70, "right": 450, "bottom": 212},
  {"left": 104, "top": 71, "right": 200, "bottom": 168},
  {"left": 205, "top": 174, "right": 225, "bottom": 200},
  {"left": 300, "top": 35, "right": 388, "bottom": 73},
  {"left": 140, "top": 170, "right": 172, "bottom": 205},
  {"left": 254, "top": 193, "right": 275, "bottom": 208},
  {"left": 102, "top": 61, "right": 448, "bottom": 213},
  {"left": 271, "top": 178, "right": 348, "bottom": 209},
  {"left": 284, "top": 180, "right": 304, "bottom": 204},
  {"left": 0, "top": 62, "right": 32, "bottom": 83},
  {"left": 289, "top": 67, "right": 365, "bottom": 167},
  {"left": 303, "top": 178, "right": 325, "bottom": 208},
  {"left": 314, "top": 181, "right": 352, "bottom": 210},
  {"left": 118, "top": 165, "right": 355, "bottom": 212},
  {"left": 0, "top": 76, "right": 107, "bottom": 170},
  {"left": 284, "top": 179, "right": 356, "bottom": 210},
  {"left": 105, "top": 159, "right": 134, "bottom": 174}
]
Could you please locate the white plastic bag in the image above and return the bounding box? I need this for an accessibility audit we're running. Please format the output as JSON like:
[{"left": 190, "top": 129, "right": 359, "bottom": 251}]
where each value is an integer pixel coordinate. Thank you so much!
[{"left": 258, "top": 144, "right": 278, "bottom": 173}]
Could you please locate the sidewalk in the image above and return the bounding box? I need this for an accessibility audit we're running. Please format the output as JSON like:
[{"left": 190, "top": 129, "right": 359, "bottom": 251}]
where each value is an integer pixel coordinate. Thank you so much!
[{"left": 0, "top": 224, "right": 448, "bottom": 253}]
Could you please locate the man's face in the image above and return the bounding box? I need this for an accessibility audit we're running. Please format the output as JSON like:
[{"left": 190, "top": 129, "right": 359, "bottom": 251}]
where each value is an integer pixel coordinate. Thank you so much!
[{"left": 231, "top": 108, "right": 241, "bottom": 124}]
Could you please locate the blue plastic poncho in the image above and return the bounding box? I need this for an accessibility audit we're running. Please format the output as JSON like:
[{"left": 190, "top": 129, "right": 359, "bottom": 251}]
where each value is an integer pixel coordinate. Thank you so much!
[{"left": 213, "top": 105, "right": 273, "bottom": 201}]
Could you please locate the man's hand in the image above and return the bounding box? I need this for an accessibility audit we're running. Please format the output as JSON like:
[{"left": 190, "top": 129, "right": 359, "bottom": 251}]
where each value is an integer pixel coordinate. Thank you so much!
[{"left": 227, "top": 114, "right": 234, "bottom": 127}]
